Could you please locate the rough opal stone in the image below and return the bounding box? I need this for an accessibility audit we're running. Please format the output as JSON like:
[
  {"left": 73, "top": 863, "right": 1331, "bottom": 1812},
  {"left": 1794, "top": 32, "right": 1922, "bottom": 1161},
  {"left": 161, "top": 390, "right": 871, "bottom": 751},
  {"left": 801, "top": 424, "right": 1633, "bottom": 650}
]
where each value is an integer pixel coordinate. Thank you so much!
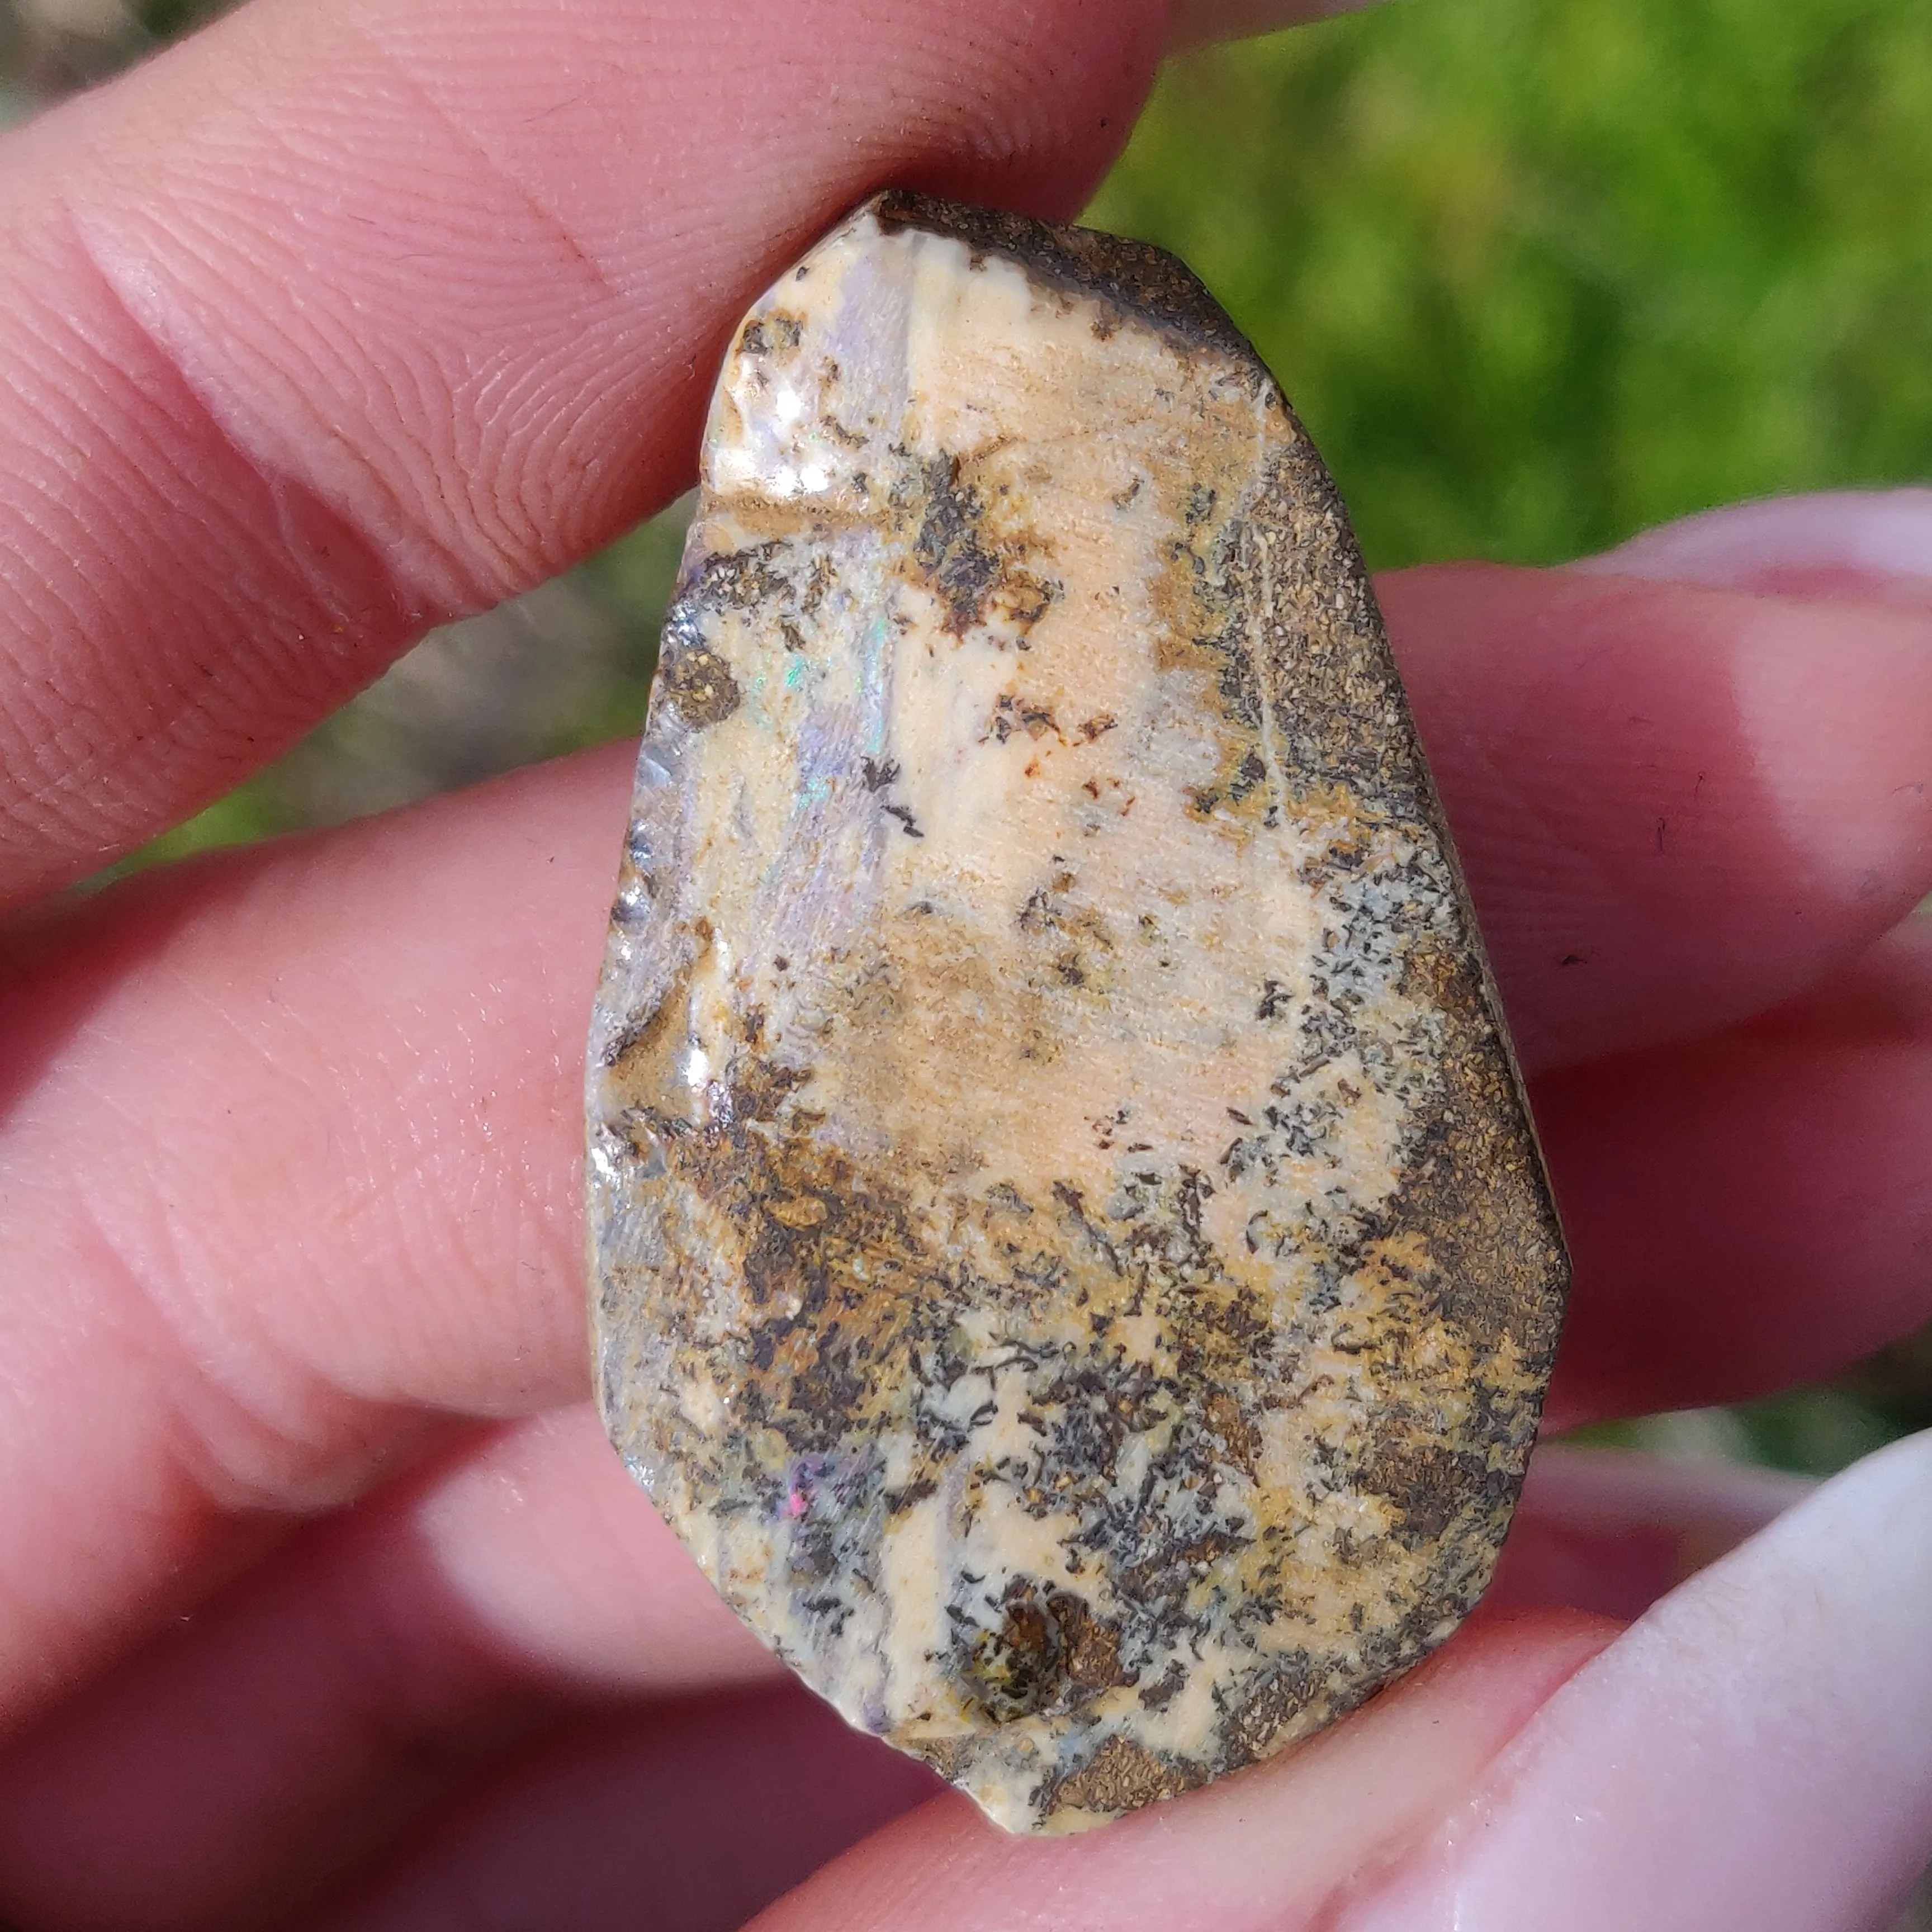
[{"left": 586, "top": 192, "right": 1568, "bottom": 1834}]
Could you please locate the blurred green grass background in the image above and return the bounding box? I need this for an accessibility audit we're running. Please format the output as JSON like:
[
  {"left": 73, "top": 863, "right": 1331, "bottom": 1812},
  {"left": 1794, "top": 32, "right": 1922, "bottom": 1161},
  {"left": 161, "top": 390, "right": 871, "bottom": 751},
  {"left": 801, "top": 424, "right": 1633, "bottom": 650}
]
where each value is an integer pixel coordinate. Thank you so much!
[
  {"left": 1095, "top": 0, "right": 1932, "bottom": 567},
  {"left": 6, "top": 0, "right": 1930, "bottom": 1478}
]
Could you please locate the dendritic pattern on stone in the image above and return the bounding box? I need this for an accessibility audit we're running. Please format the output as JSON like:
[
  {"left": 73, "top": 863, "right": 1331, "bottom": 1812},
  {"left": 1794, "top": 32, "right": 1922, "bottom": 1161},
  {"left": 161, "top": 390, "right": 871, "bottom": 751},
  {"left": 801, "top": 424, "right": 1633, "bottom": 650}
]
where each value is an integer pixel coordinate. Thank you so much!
[{"left": 586, "top": 191, "right": 1568, "bottom": 1834}]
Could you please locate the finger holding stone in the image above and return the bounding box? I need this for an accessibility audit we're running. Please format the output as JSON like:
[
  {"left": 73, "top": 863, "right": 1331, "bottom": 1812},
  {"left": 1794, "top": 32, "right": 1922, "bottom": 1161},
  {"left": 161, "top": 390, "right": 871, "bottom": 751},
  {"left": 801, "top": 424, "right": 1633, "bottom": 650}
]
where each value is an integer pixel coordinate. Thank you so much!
[
  {"left": 0, "top": 745, "right": 631, "bottom": 1735},
  {"left": 0, "top": 1419, "right": 1615, "bottom": 1931},
  {"left": 733, "top": 1439, "right": 1931, "bottom": 1932},
  {"left": 307, "top": 1690, "right": 939, "bottom": 1932},
  {"left": 1540, "top": 915, "right": 1932, "bottom": 1426},
  {"left": 1384, "top": 561, "right": 1932, "bottom": 1073},
  {"left": 0, "top": 1431, "right": 1842, "bottom": 1928},
  {"left": 1333, "top": 1428, "right": 1932, "bottom": 1932},
  {"left": 314, "top": 1434, "right": 1931, "bottom": 1932},
  {"left": 315, "top": 1625, "right": 1603, "bottom": 1932},
  {"left": 0, "top": 1405, "right": 782, "bottom": 1932},
  {"left": 0, "top": 0, "right": 1168, "bottom": 908}
]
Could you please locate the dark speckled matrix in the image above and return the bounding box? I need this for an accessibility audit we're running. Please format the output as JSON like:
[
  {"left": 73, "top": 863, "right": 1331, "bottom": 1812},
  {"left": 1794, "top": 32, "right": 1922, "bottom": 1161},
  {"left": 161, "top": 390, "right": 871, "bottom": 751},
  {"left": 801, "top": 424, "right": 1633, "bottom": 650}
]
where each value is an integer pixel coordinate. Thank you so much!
[{"left": 586, "top": 191, "right": 1569, "bottom": 1834}]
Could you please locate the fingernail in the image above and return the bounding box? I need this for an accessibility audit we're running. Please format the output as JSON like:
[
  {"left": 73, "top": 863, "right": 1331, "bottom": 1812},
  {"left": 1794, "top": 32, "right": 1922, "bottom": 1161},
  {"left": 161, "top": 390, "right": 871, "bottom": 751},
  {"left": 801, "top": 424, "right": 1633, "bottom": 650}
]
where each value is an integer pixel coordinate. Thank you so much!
[
  {"left": 1571, "top": 489, "right": 1932, "bottom": 605},
  {"left": 1166, "top": 0, "right": 1384, "bottom": 55},
  {"left": 1335, "top": 1431, "right": 1932, "bottom": 1932}
]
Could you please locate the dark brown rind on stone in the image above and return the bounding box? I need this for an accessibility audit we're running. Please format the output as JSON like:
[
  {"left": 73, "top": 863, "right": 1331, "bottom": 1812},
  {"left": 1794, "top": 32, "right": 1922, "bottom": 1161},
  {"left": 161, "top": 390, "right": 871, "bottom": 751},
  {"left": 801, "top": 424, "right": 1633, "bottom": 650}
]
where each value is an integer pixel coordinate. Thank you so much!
[
  {"left": 873, "top": 190, "right": 1259, "bottom": 366},
  {"left": 1049, "top": 1735, "right": 1197, "bottom": 1817},
  {"left": 655, "top": 631, "right": 741, "bottom": 730}
]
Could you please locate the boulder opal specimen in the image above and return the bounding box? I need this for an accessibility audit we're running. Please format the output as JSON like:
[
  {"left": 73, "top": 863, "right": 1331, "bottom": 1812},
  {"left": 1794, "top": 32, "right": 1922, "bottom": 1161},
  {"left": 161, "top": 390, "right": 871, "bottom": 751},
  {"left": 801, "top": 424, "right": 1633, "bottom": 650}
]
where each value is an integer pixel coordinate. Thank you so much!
[{"left": 586, "top": 192, "right": 1568, "bottom": 1833}]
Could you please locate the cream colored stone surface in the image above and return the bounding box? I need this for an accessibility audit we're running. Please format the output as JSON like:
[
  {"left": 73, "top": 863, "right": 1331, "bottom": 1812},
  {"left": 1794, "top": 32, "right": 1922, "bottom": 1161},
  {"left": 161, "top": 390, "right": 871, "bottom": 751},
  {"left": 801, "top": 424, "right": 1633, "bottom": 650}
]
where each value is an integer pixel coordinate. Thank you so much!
[{"left": 587, "top": 194, "right": 1568, "bottom": 1832}]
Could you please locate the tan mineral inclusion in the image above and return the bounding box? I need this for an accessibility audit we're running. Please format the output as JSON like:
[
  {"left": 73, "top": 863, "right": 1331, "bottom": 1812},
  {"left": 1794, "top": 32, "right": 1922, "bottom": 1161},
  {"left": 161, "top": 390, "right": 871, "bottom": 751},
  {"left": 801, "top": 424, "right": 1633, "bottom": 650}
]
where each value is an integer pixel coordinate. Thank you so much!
[{"left": 586, "top": 192, "right": 1568, "bottom": 1833}]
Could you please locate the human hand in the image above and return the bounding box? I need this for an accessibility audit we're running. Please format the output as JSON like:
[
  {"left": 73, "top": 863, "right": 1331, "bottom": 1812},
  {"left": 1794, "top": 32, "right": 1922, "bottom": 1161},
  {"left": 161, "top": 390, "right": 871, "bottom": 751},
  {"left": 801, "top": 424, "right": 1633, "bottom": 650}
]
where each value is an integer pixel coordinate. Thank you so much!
[{"left": 1, "top": 0, "right": 1929, "bottom": 1925}]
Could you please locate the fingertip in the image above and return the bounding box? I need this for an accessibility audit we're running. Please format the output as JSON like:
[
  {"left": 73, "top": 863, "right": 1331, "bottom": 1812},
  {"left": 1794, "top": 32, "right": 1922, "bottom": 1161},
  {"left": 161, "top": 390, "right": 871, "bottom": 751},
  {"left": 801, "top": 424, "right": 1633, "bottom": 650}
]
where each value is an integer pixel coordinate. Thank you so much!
[
  {"left": 1571, "top": 489, "right": 1932, "bottom": 616},
  {"left": 1337, "top": 1433, "right": 1932, "bottom": 1932}
]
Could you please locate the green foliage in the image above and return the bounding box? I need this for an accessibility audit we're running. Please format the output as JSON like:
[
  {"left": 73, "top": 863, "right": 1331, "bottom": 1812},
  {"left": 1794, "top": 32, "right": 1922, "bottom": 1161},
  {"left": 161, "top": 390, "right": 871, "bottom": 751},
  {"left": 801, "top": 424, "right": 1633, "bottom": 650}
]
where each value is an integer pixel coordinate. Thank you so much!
[
  {"left": 1088, "top": 0, "right": 1932, "bottom": 569},
  {"left": 91, "top": 772, "right": 297, "bottom": 883}
]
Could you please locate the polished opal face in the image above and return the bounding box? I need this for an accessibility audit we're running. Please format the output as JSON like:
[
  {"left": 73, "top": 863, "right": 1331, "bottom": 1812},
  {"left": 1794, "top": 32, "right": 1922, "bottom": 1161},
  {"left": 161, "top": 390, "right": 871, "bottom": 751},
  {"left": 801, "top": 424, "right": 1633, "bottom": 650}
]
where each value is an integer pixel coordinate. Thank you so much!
[{"left": 585, "top": 192, "right": 1568, "bottom": 1833}]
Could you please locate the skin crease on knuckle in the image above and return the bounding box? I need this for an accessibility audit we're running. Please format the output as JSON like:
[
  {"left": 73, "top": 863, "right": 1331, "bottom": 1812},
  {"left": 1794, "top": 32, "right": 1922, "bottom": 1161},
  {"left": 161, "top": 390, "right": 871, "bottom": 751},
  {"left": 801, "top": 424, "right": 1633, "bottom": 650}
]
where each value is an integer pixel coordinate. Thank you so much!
[{"left": 0, "top": 0, "right": 1930, "bottom": 1927}]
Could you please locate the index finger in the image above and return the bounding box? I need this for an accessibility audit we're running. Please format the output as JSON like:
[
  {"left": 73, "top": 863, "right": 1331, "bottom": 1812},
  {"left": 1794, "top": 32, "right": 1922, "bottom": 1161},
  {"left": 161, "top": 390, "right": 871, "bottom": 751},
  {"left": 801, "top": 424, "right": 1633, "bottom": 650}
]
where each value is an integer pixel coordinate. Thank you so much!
[{"left": 0, "top": 0, "right": 1168, "bottom": 906}]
